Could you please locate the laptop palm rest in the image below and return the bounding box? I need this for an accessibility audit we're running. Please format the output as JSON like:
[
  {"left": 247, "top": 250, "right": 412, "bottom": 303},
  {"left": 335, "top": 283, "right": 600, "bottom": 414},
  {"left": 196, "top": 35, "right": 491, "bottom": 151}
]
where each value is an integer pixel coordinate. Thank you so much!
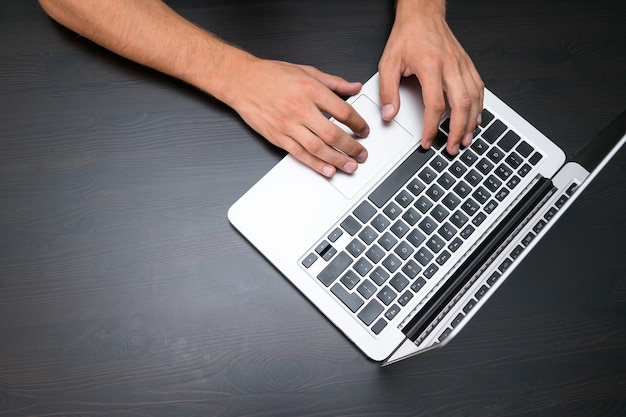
[{"left": 328, "top": 95, "right": 415, "bottom": 199}]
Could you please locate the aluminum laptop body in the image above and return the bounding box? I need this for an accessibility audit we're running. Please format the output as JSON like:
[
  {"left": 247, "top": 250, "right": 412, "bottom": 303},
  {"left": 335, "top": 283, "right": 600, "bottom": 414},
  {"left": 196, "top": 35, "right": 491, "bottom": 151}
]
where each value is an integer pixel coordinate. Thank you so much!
[{"left": 228, "top": 72, "right": 626, "bottom": 364}]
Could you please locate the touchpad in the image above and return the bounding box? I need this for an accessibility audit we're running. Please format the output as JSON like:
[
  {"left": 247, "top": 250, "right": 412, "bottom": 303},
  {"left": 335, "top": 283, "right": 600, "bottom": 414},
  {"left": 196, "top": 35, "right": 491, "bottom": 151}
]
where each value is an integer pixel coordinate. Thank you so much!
[{"left": 329, "top": 95, "right": 415, "bottom": 199}]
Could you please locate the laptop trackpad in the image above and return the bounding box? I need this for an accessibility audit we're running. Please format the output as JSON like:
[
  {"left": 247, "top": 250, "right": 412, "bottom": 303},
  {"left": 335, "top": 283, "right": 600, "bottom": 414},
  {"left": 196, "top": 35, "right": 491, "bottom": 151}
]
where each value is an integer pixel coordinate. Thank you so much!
[{"left": 329, "top": 94, "right": 415, "bottom": 199}]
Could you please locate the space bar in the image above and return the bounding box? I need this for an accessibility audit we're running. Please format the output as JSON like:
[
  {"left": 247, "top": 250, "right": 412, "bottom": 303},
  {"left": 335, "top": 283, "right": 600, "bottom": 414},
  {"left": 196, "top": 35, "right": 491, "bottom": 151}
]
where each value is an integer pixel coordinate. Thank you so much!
[{"left": 368, "top": 147, "right": 435, "bottom": 208}]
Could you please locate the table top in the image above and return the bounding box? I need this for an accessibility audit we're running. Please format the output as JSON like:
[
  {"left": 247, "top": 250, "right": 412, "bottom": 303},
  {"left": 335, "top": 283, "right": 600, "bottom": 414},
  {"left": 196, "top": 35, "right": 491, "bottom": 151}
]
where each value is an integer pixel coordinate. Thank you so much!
[{"left": 1, "top": 1, "right": 625, "bottom": 416}]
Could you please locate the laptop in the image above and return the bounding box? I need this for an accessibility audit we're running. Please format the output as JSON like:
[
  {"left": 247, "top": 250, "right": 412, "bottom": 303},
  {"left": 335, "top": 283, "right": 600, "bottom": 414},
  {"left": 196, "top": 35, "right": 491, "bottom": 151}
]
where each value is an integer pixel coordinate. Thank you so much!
[{"left": 228, "top": 72, "right": 626, "bottom": 365}]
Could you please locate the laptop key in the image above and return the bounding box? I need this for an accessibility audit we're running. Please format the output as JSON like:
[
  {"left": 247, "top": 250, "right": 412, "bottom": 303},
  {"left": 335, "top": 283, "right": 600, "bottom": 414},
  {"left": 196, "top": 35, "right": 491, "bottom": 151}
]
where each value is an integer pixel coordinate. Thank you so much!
[
  {"left": 331, "top": 283, "right": 364, "bottom": 313},
  {"left": 358, "top": 299, "right": 385, "bottom": 326},
  {"left": 372, "top": 318, "right": 388, "bottom": 335},
  {"left": 318, "top": 251, "right": 352, "bottom": 286},
  {"left": 353, "top": 200, "right": 377, "bottom": 223},
  {"left": 369, "top": 147, "right": 435, "bottom": 208},
  {"left": 341, "top": 215, "right": 362, "bottom": 236}
]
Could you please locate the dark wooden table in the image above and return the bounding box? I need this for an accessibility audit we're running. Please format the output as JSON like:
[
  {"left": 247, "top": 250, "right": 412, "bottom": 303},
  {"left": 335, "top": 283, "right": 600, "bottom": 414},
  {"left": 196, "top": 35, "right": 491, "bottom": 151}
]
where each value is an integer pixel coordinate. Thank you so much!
[{"left": 2, "top": 1, "right": 625, "bottom": 416}]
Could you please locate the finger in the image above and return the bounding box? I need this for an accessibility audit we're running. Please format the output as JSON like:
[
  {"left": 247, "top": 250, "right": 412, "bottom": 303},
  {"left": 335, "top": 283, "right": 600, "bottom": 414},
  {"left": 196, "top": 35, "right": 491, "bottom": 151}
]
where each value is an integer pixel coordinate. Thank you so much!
[
  {"left": 456, "top": 64, "right": 485, "bottom": 149},
  {"left": 289, "top": 124, "right": 362, "bottom": 176},
  {"left": 282, "top": 135, "right": 338, "bottom": 178},
  {"left": 307, "top": 110, "right": 368, "bottom": 165},
  {"left": 301, "top": 65, "right": 363, "bottom": 97},
  {"left": 419, "top": 74, "right": 447, "bottom": 151},
  {"left": 378, "top": 64, "right": 402, "bottom": 121},
  {"left": 315, "top": 95, "right": 370, "bottom": 159}
]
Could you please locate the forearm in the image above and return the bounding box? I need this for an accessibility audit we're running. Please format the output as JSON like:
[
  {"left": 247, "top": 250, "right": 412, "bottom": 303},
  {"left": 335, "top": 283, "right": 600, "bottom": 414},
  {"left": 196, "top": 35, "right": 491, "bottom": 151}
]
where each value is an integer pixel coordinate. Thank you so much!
[{"left": 38, "top": 0, "right": 252, "bottom": 104}]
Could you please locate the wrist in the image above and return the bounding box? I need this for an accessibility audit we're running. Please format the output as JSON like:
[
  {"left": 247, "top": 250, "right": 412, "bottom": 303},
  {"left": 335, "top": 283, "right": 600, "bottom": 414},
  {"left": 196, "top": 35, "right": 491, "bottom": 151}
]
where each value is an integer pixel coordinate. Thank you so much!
[{"left": 395, "top": 0, "right": 446, "bottom": 20}]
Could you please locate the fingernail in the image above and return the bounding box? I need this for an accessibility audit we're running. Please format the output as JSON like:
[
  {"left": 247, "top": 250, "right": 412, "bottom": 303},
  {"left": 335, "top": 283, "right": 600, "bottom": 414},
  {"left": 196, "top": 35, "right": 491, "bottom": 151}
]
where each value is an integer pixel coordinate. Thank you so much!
[
  {"left": 357, "top": 150, "right": 368, "bottom": 163},
  {"left": 463, "top": 132, "right": 473, "bottom": 146},
  {"left": 382, "top": 104, "right": 395, "bottom": 121},
  {"left": 322, "top": 165, "right": 335, "bottom": 177},
  {"left": 357, "top": 127, "right": 370, "bottom": 138},
  {"left": 344, "top": 160, "right": 358, "bottom": 173},
  {"left": 451, "top": 143, "right": 460, "bottom": 155},
  {"left": 477, "top": 113, "right": 482, "bottom": 126}
]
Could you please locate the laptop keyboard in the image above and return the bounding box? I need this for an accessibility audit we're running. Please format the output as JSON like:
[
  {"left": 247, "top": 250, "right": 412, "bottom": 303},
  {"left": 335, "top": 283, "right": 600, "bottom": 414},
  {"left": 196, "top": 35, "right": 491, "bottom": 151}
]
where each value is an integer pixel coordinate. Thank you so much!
[{"left": 301, "top": 109, "right": 545, "bottom": 336}]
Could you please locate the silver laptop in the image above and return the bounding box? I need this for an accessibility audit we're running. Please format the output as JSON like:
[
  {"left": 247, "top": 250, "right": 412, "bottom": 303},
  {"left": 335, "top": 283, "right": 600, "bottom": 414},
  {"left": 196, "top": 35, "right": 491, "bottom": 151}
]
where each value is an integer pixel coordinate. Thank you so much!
[{"left": 228, "top": 72, "right": 626, "bottom": 365}]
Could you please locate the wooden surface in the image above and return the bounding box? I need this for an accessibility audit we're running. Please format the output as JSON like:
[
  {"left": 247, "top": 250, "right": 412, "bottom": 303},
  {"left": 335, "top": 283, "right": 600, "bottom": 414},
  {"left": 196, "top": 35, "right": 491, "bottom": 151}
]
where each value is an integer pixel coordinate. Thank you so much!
[{"left": 1, "top": 1, "right": 625, "bottom": 416}]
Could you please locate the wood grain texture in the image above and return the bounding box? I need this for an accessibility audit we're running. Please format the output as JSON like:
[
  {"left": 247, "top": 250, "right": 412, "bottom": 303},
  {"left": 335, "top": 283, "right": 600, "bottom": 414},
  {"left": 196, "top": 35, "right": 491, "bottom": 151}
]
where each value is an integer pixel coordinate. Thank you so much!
[{"left": 1, "top": 0, "right": 625, "bottom": 416}]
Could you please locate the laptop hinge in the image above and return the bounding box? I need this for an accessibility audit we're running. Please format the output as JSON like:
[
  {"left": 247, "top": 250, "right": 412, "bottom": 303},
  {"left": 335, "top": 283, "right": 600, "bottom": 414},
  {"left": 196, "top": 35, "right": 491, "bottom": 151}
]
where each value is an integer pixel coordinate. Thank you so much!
[{"left": 402, "top": 176, "right": 556, "bottom": 343}]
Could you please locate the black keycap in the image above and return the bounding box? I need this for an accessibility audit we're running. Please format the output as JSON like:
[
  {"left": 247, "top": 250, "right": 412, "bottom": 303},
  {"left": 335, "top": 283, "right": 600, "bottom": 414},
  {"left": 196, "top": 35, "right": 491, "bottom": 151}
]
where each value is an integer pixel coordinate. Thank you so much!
[
  {"left": 437, "top": 172, "right": 456, "bottom": 189},
  {"left": 358, "top": 299, "right": 385, "bottom": 325},
  {"left": 365, "top": 245, "right": 385, "bottom": 264},
  {"left": 415, "top": 196, "right": 433, "bottom": 213},
  {"left": 411, "top": 277, "right": 427, "bottom": 293},
  {"left": 327, "top": 227, "right": 343, "bottom": 242},
  {"left": 453, "top": 181, "right": 471, "bottom": 198},
  {"left": 427, "top": 235, "right": 445, "bottom": 253},
  {"left": 369, "top": 147, "right": 435, "bottom": 208},
  {"left": 426, "top": 184, "right": 445, "bottom": 201},
  {"left": 371, "top": 214, "right": 390, "bottom": 232},
  {"left": 484, "top": 175, "right": 502, "bottom": 192},
  {"left": 382, "top": 254, "right": 402, "bottom": 273},
  {"left": 395, "top": 190, "right": 414, "bottom": 207},
  {"left": 391, "top": 219, "right": 410, "bottom": 238},
  {"left": 407, "top": 229, "right": 426, "bottom": 247},
  {"left": 407, "top": 178, "right": 426, "bottom": 195},
  {"left": 390, "top": 273, "right": 410, "bottom": 292},
  {"left": 471, "top": 138, "right": 489, "bottom": 155},
  {"left": 331, "top": 284, "right": 364, "bottom": 313},
  {"left": 358, "top": 279, "right": 377, "bottom": 299},
  {"left": 372, "top": 318, "right": 388, "bottom": 335},
  {"left": 402, "top": 259, "right": 422, "bottom": 278},
  {"left": 353, "top": 200, "right": 377, "bottom": 223},
  {"left": 378, "top": 232, "right": 398, "bottom": 250},
  {"left": 317, "top": 251, "right": 352, "bottom": 286},
  {"left": 516, "top": 141, "right": 534, "bottom": 158},
  {"left": 465, "top": 169, "right": 483, "bottom": 186},
  {"left": 370, "top": 266, "right": 390, "bottom": 285},
  {"left": 340, "top": 270, "right": 361, "bottom": 289},
  {"left": 383, "top": 201, "right": 402, "bottom": 220},
  {"left": 529, "top": 152, "right": 543, "bottom": 165},
  {"left": 476, "top": 158, "right": 495, "bottom": 175},
  {"left": 449, "top": 161, "right": 467, "bottom": 177},
  {"left": 302, "top": 253, "right": 318, "bottom": 268},
  {"left": 423, "top": 263, "right": 439, "bottom": 279},
  {"left": 419, "top": 216, "right": 437, "bottom": 235},
  {"left": 450, "top": 210, "right": 469, "bottom": 228},
  {"left": 398, "top": 291, "right": 414, "bottom": 306},
  {"left": 430, "top": 155, "right": 448, "bottom": 172},
  {"left": 354, "top": 257, "right": 373, "bottom": 276},
  {"left": 346, "top": 238, "right": 366, "bottom": 257},
  {"left": 498, "top": 130, "right": 520, "bottom": 151},
  {"left": 483, "top": 119, "right": 507, "bottom": 143},
  {"left": 419, "top": 166, "right": 437, "bottom": 184},
  {"left": 486, "top": 147, "right": 505, "bottom": 163},
  {"left": 442, "top": 193, "right": 462, "bottom": 210},
  {"left": 415, "top": 247, "right": 434, "bottom": 266},
  {"left": 480, "top": 109, "right": 495, "bottom": 127},
  {"left": 394, "top": 241, "right": 414, "bottom": 260},
  {"left": 385, "top": 304, "right": 402, "bottom": 320},
  {"left": 358, "top": 226, "right": 378, "bottom": 245},
  {"left": 341, "top": 215, "right": 362, "bottom": 236},
  {"left": 402, "top": 207, "right": 421, "bottom": 226}
]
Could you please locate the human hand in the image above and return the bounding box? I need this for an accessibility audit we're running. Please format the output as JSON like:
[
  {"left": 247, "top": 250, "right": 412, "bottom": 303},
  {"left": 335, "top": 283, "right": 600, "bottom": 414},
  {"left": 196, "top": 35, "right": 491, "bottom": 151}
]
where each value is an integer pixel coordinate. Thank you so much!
[
  {"left": 378, "top": 0, "right": 484, "bottom": 155},
  {"left": 227, "top": 58, "right": 370, "bottom": 177}
]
